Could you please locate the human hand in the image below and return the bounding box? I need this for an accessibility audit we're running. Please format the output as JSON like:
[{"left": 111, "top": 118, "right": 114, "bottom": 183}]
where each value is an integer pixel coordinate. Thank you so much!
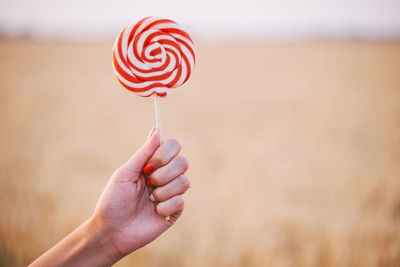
[
  {"left": 29, "top": 127, "right": 190, "bottom": 267},
  {"left": 92, "top": 128, "right": 190, "bottom": 258}
]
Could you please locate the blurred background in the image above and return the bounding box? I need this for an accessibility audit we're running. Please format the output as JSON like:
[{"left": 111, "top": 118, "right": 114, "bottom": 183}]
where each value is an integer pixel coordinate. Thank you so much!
[{"left": 1, "top": 0, "right": 400, "bottom": 266}]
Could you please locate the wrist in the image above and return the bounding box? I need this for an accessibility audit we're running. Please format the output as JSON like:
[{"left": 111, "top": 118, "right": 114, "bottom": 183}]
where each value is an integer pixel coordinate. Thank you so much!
[
  {"left": 85, "top": 215, "right": 124, "bottom": 265},
  {"left": 29, "top": 216, "right": 124, "bottom": 267}
]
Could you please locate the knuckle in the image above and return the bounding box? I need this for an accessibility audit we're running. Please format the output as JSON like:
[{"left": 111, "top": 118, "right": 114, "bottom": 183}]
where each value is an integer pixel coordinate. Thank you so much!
[
  {"left": 156, "top": 204, "right": 165, "bottom": 216},
  {"left": 150, "top": 173, "right": 162, "bottom": 186},
  {"left": 113, "top": 166, "right": 124, "bottom": 176},
  {"left": 167, "top": 138, "right": 182, "bottom": 151},
  {"left": 113, "top": 166, "right": 129, "bottom": 178},
  {"left": 175, "top": 195, "right": 185, "bottom": 210},
  {"left": 152, "top": 155, "right": 166, "bottom": 167},
  {"left": 179, "top": 175, "right": 190, "bottom": 190},
  {"left": 176, "top": 155, "right": 189, "bottom": 171},
  {"left": 152, "top": 188, "right": 163, "bottom": 201}
]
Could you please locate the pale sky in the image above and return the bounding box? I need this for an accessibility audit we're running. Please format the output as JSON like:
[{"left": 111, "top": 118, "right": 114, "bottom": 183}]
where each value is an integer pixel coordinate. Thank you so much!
[{"left": 0, "top": 0, "right": 399, "bottom": 40}]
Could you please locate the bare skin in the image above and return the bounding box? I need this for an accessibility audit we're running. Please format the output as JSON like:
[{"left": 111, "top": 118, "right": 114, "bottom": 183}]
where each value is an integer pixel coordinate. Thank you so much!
[{"left": 30, "top": 128, "right": 190, "bottom": 266}]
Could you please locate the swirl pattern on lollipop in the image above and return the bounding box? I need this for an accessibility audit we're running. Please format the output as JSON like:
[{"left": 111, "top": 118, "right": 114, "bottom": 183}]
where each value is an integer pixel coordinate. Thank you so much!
[{"left": 112, "top": 17, "right": 196, "bottom": 97}]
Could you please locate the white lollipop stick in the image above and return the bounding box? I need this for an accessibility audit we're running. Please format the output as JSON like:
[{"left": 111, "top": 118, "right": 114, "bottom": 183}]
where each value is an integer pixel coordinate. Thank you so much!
[
  {"left": 153, "top": 94, "right": 170, "bottom": 221},
  {"left": 153, "top": 94, "right": 162, "bottom": 139}
]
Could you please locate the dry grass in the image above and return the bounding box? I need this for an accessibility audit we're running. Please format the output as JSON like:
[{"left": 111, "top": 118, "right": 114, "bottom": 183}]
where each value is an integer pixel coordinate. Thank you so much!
[{"left": 0, "top": 39, "right": 400, "bottom": 266}]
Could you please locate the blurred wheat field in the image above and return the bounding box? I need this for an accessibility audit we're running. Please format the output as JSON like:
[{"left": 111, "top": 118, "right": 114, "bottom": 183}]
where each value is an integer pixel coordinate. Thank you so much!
[{"left": 0, "top": 40, "right": 400, "bottom": 267}]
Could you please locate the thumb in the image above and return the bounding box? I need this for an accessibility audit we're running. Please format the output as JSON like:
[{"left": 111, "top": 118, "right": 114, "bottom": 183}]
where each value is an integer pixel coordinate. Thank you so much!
[{"left": 124, "top": 127, "right": 160, "bottom": 177}]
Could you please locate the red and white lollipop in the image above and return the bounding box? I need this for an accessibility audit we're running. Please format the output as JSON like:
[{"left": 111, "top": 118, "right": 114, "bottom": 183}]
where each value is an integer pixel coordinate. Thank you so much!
[
  {"left": 112, "top": 16, "right": 196, "bottom": 97},
  {"left": 112, "top": 17, "right": 195, "bottom": 214}
]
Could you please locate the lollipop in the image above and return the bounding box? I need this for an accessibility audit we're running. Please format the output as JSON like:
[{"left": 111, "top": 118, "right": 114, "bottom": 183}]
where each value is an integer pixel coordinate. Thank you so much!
[
  {"left": 112, "top": 16, "right": 196, "bottom": 133},
  {"left": 112, "top": 16, "right": 195, "bottom": 97}
]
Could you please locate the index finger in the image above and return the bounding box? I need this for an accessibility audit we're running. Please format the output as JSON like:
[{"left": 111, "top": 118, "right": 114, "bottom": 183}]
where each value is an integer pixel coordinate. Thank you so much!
[{"left": 142, "top": 138, "right": 182, "bottom": 175}]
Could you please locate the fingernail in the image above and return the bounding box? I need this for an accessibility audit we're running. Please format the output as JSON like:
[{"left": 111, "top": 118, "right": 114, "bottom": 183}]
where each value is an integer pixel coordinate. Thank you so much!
[
  {"left": 146, "top": 178, "right": 154, "bottom": 187},
  {"left": 149, "top": 193, "right": 155, "bottom": 202},
  {"left": 143, "top": 163, "right": 153, "bottom": 174},
  {"left": 147, "top": 127, "right": 156, "bottom": 139}
]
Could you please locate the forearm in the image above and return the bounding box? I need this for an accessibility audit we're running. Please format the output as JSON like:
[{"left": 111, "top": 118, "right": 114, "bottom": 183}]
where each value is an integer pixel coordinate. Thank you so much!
[{"left": 29, "top": 216, "right": 122, "bottom": 267}]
